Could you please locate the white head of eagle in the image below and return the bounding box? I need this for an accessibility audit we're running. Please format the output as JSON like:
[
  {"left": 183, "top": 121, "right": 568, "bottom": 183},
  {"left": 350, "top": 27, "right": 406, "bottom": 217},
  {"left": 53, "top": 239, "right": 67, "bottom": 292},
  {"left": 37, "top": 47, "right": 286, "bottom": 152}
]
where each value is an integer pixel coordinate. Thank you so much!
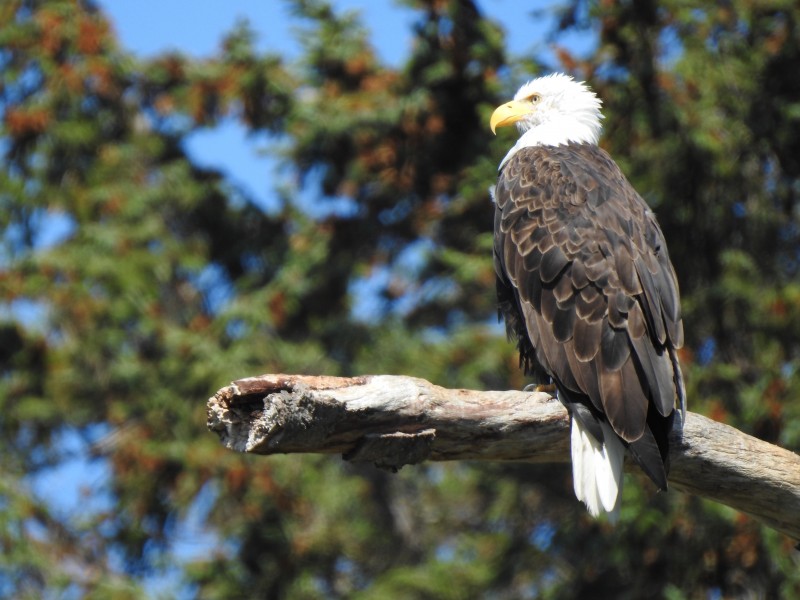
[
  {"left": 491, "top": 73, "right": 604, "bottom": 167},
  {"left": 490, "top": 74, "right": 686, "bottom": 521}
]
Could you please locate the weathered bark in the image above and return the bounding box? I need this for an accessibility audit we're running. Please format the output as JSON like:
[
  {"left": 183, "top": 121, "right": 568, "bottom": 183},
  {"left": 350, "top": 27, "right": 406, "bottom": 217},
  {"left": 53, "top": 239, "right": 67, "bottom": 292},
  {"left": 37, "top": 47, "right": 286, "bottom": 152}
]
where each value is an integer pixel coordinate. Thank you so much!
[{"left": 206, "top": 373, "right": 800, "bottom": 540}]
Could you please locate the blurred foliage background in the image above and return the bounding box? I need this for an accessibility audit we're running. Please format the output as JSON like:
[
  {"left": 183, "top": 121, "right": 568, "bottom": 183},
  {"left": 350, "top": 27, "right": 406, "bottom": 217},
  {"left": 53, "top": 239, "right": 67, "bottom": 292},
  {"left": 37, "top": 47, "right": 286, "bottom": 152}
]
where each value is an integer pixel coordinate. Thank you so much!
[{"left": 2, "top": 0, "right": 800, "bottom": 597}]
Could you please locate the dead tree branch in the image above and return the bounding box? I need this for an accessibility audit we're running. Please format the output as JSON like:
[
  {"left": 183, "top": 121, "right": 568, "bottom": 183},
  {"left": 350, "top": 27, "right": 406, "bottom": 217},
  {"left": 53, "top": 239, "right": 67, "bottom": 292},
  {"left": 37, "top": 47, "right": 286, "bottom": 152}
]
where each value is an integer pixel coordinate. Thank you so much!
[{"left": 206, "top": 374, "right": 800, "bottom": 540}]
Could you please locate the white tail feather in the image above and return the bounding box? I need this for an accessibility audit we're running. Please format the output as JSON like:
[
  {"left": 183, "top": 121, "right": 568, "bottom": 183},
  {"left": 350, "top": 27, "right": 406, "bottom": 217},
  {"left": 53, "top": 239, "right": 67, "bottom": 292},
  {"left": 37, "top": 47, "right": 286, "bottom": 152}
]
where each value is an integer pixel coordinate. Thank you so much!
[{"left": 570, "top": 417, "right": 625, "bottom": 522}]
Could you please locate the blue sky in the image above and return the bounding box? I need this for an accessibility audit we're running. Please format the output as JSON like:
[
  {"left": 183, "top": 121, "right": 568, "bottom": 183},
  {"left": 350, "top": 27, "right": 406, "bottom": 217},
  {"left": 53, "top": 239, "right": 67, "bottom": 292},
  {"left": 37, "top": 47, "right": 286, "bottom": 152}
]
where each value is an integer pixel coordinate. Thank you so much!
[
  {"left": 96, "top": 1, "right": 594, "bottom": 212},
  {"left": 99, "top": 1, "right": 557, "bottom": 64}
]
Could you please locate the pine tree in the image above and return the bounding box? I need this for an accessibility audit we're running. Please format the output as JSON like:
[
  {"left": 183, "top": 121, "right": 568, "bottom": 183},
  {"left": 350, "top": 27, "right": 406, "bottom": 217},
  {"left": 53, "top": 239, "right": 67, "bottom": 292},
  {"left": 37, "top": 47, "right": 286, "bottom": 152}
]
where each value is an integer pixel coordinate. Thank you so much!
[{"left": 1, "top": 0, "right": 799, "bottom": 597}]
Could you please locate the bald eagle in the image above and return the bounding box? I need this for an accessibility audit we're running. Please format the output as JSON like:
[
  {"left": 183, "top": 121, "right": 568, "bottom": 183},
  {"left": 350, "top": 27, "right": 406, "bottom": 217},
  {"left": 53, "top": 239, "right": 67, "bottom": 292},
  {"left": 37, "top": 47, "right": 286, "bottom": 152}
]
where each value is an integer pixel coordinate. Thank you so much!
[{"left": 490, "top": 73, "right": 685, "bottom": 520}]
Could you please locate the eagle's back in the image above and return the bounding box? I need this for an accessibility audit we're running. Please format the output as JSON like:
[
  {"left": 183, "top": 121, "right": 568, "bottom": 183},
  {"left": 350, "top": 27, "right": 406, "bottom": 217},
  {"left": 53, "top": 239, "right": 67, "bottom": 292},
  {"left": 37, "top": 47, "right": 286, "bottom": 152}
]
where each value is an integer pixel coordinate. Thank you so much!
[{"left": 493, "top": 143, "right": 685, "bottom": 489}]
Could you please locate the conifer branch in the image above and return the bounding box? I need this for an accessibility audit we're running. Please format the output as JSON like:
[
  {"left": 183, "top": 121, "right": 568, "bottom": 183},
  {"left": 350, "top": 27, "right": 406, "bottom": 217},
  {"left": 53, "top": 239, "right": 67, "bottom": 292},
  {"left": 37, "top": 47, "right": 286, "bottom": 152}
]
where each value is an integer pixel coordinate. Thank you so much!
[{"left": 207, "top": 374, "right": 800, "bottom": 540}]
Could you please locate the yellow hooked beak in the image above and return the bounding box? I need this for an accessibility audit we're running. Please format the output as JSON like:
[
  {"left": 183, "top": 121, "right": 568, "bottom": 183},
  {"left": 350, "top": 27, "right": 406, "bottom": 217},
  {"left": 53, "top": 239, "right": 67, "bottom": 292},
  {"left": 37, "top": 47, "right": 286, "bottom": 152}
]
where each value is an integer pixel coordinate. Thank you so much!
[{"left": 489, "top": 100, "right": 532, "bottom": 134}]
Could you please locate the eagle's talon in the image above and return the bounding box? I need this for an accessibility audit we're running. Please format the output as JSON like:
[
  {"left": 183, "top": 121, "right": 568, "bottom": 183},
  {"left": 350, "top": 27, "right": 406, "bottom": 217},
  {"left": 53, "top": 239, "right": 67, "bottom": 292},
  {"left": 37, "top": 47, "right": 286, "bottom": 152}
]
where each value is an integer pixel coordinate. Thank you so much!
[{"left": 523, "top": 383, "right": 557, "bottom": 395}]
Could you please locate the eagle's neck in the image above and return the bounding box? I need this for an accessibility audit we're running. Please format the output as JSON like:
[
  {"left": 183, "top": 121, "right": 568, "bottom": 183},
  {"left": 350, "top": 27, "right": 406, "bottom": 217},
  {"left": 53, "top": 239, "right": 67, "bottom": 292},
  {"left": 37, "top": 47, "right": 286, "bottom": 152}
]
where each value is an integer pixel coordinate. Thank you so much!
[{"left": 499, "top": 115, "right": 602, "bottom": 169}]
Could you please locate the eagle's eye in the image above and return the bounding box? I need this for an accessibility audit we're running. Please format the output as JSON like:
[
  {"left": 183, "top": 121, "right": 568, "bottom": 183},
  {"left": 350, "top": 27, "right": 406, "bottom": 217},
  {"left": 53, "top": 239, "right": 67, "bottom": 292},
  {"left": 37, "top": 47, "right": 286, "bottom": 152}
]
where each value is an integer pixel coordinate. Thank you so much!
[{"left": 528, "top": 94, "right": 542, "bottom": 104}]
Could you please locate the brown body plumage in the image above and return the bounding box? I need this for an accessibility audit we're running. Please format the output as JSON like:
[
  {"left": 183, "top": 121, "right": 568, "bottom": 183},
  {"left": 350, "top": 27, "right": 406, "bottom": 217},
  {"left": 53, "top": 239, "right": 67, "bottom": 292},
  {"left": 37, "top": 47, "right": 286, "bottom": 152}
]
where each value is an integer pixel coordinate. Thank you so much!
[{"left": 494, "top": 142, "right": 685, "bottom": 491}]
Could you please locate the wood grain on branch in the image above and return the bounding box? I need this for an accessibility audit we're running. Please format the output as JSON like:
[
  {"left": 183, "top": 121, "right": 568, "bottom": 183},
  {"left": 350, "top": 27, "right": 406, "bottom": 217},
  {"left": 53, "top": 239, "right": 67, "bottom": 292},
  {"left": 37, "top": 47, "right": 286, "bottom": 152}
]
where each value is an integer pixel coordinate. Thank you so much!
[{"left": 206, "top": 374, "right": 800, "bottom": 540}]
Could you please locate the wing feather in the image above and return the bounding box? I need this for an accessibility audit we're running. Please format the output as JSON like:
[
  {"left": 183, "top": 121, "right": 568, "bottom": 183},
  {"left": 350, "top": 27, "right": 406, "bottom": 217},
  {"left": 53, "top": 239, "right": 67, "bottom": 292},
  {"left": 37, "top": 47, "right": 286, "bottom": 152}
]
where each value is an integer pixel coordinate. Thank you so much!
[
  {"left": 540, "top": 246, "right": 569, "bottom": 282},
  {"left": 600, "top": 326, "right": 630, "bottom": 371},
  {"left": 573, "top": 316, "right": 603, "bottom": 362},
  {"left": 494, "top": 143, "right": 684, "bottom": 489}
]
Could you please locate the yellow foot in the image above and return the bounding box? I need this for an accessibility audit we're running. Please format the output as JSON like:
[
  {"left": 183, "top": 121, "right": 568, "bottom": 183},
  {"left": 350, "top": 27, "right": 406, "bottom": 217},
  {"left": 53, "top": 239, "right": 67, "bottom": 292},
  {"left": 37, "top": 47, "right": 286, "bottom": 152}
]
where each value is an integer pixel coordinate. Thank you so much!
[{"left": 523, "top": 383, "right": 556, "bottom": 394}]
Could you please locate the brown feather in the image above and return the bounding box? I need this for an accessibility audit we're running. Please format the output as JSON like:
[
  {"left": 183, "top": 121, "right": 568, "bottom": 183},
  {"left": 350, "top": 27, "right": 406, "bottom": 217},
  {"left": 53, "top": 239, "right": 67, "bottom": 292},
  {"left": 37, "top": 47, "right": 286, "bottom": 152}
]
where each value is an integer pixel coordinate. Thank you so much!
[
  {"left": 540, "top": 287, "right": 558, "bottom": 324},
  {"left": 573, "top": 316, "right": 603, "bottom": 362},
  {"left": 616, "top": 245, "right": 641, "bottom": 295},
  {"left": 553, "top": 304, "right": 576, "bottom": 343},
  {"left": 627, "top": 301, "right": 647, "bottom": 339},
  {"left": 494, "top": 143, "right": 685, "bottom": 490},
  {"left": 576, "top": 286, "right": 606, "bottom": 322},
  {"left": 540, "top": 246, "right": 570, "bottom": 282},
  {"left": 570, "top": 257, "right": 589, "bottom": 289},
  {"left": 553, "top": 269, "right": 574, "bottom": 303},
  {"left": 600, "top": 358, "right": 648, "bottom": 442},
  {"left": 600, "top": 325, "right": 630, "bottom": 371}
]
